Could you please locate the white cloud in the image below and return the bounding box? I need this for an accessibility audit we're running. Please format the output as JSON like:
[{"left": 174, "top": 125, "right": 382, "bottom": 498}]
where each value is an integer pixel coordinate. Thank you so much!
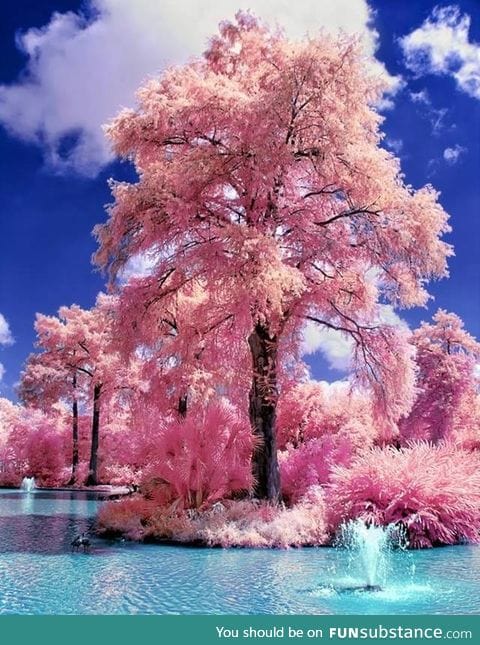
[
  {"left": 400, "top": 5, "right": 480, "bottom": 100},
  {"left": 0, "top": 314, "right": 13, "bottom": 346},
  {"left": 409, "top": 88, "right": 449, "bottom": 135},
  {"left": 302, "top": 304, "right": 407, "bottom": 372},
  {"left": 385, "top": 137, "right": 403, "bottom": 154},
  {"left": 443, "top": 144, "right": 467, "bottom": 164},
  {"left": 302, "top": 323, "right": 354, "bottom": 371},
  {"left": 0, "top": 0, "right": 398, "bottom": 176},
  {"left": 118, "top": 252, "right": 157, "bottom": 284}
]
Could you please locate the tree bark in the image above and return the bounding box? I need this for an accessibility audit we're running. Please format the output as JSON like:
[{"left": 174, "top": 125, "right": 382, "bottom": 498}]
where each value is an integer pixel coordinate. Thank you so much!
[
  {"left": 67, "top": 372, "right": 79, "bottom": 486},
  {"left": 178, "top": 394, "right": 188, "bottom": 418},
  {"left": 248, "top": 323, "right": 281, "bottom": 502},
  {"left": 86, "top": 383, "right": 102, "bottom": 486}
]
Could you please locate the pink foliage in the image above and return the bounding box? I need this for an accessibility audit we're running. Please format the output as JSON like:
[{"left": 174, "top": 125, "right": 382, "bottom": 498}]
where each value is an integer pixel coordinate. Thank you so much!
[
  {"left": 400, "top": 310, "right": 480, "bottom": 446},
  {"left": 0, "top": 403, "right": 68, "bottom": 486},
  {"left": 329, "top": 443, "right": 480, "bottom": 548},
  {"left": 139, "top": 401, "right": 255, "bottom": 508},
  {"left": 97, "top": 487, "right": 328, "bottom": 548},
  {"left": 97, "top": 496, "right": 156, "bottom": 541},
  {"left": 278, "top": 381, "right": 383, "bottom": 502},
  {"left": 94, "top": 13, "right": 451, "bottom": 499},
  {"left": 23, "top": 426, "right": 66, "bottom": 486},
  {"left": 277, "top": 381, "right": 381, "bottom": 449},
  {"left": 280, "top": 436, "right": 359, "bottom": 503}
]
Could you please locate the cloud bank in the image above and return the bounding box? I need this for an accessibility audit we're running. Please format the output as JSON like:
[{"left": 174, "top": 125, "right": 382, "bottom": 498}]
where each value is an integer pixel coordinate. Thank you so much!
[
  {"left": 0, "top": 0, "right": 398, "bottom": 176},
  {"left": 400, "top": 5, "right": 480, "bottom": 100}
]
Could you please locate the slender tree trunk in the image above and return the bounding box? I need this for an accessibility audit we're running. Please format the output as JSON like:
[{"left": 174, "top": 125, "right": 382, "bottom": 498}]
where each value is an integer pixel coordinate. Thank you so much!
[
  {"left": 67, "top": 372, "right": 79, "bottom": 486},
  {"left": 178, "top": 394, "right": 188, "bottom": 418},
  {"left": 86, "top": 383, "right": 102, "bottom": 486},
  {"left": 248, "top": 323, "right": 281, "bottom": 502}
]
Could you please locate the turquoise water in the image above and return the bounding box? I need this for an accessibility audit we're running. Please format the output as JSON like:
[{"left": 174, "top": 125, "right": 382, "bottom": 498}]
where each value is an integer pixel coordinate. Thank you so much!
[{"left": 0, "top": 489, "right": 479, "bottom": 614}]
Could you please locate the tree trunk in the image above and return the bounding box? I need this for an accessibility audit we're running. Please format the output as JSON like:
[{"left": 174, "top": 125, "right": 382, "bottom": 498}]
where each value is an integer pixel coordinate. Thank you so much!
[
  {"left": 86, "top": 383, "right": 102, "bottom": 486},
  {"left": 248, "top": 323, "right": 281, "bottom": 502},
  {"left": 178, "top": 394, "right": 188, "bottom": 418},
  {"left": 67, "top": 372, "right": 79, "bottom": 486}
]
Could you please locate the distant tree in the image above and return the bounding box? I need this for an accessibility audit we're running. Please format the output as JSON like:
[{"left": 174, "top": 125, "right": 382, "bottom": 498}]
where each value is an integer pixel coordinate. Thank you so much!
[
  {"left": 94, "top": 14, "right": 451, "bottom": 500},
  {"left": 400, "top": 310, "right": 480, "bottom": 445},
  {"left": 21, "top": 296, "right": 131, "bottom": 485},
  {"left": 19, "top": 330, "right": 81, "bottom": 483}
]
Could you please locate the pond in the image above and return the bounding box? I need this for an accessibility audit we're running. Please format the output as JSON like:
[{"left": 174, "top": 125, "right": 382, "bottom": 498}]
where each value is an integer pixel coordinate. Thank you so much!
[{"left": 0, "top": 489, "right": 478, "bottom": 614}]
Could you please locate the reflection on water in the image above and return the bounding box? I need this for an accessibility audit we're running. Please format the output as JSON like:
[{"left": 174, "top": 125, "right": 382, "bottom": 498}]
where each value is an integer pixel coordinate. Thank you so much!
[{"left": 0, "top": 489, "right": 479, "bottom": 615}]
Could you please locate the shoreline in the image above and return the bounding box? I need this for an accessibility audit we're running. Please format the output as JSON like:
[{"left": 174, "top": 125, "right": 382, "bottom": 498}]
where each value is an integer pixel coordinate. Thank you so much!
[{"left": 0, "top": 484, "right": 132, "bottom": 498}]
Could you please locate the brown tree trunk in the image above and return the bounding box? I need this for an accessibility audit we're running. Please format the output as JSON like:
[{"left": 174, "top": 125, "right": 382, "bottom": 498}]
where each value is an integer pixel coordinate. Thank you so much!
[
  {"left": 248, "top": 323, "right": 281, "bottom": 502},
  {"left": 86, "top": 383, "right": 102, "bottom": 486},
  {"left": 178, "top": 394, "right": 188, "bottom": 418},
  {"left": 67, "top": 372, "right": 79, "bottom": 486}
]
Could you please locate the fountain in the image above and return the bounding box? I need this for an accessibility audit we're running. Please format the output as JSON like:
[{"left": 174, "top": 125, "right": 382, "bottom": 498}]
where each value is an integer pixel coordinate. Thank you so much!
[
  {"left": 330, "top": 519, "right": 408, "bottom": 593},
  {"left": 21, "top": 476, "right": 36, "bottom": 492}
]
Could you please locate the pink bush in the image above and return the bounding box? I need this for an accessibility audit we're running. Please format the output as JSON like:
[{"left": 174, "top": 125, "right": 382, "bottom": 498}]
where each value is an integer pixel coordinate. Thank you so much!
[
  {"left": 97, "top": 496, "right": 156, "bottom": 540},
  {"left": 329, "top": 443, "right": 480, "bottom": 548},
  {"left": 277, "top": 382, "right": 381, "bottom": 502},
  {"left": 23, "top": 426, "right": 66, "bottom": 486},
  {"left": 197, "top": 488, "right": 328, "bottom": 548},
  {"left": 280, "top": 434, "right": 360, "bottom": 503},
  {"left": 139, "top": 400, "right": 255, "bottom": 509},
  {"left": 97, "top": 487, "right": 328, "bottom": 548}
]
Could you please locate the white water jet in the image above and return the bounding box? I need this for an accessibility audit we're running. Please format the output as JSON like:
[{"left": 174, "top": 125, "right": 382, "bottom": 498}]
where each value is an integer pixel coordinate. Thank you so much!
[
  {"left": 21, "top": 476, "right": 36, "bottom": 492},
  {"left": 336, "top": 519, "right": 405, "bottom": 591}
]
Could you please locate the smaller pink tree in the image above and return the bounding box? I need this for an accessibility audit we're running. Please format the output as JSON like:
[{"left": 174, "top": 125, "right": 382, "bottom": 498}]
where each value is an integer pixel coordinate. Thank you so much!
[
  {"left": 400, "top": 310, "right": 480, "bottom": 445},
  {"left": 0, "top": 402, "right": 67, "bottom": 486}
]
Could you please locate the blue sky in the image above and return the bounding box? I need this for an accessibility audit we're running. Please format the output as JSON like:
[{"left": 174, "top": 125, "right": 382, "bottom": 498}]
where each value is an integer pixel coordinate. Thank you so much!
[{"left": 0, "top": 0, "right": 479, "bottom": 396}]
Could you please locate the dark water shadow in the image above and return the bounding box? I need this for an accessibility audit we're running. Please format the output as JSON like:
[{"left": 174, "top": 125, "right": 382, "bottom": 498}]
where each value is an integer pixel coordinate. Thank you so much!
[{"left": 0, "top": 513, "right": 105, "bottom": 555}]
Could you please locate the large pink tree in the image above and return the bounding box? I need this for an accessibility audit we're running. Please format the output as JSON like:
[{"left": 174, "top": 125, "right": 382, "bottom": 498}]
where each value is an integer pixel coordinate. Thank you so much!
[{"left": 94, "top": 14, "right": 451, "bottom": 500}]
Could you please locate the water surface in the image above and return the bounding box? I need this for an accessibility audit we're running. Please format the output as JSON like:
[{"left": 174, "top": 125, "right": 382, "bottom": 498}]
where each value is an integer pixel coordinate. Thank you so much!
[{"left": 0, "top": 489, "right": 478, "bottom": 614}]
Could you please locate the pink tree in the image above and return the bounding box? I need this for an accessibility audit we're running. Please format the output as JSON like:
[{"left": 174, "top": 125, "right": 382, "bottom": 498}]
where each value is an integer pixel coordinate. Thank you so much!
[
  {"left": 19, "top": 339, "right": 81, "bottom": 483},
  {"left": 22, "top": 296, "right": 132, "bottom": 485},
  {"left": 0, "top": 398, "right": 22, "bottom": 483},
  {"left": 0, "top": 400, "right": 68, "bottom": 486},
  {"left": 400, "top": 310, "right": 480, "bottom": 445},
  {"left": 94, "top": 14, "right": 451, "bottom": 500},
  {"left": 117, "top": 278, "right": 251, "bottom": 420}
]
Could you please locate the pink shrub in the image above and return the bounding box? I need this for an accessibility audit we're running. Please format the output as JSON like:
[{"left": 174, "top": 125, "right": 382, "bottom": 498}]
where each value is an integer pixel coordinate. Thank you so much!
[
  {"left": 97, "top": 496, "right": 156, "bottom": 540},
  {"left": 97, "top": 487, "right": 328, "bottom": 548},
  {"left": 197, "top": 488, "right": 328, "bottom": 548},
  {"left": 329, "top": 443, "right": 480, "bottom": 548},
  {"left": 280, "top": 434, "right": 359, "bottom": 503},
  {"left": 277, "top": 382, "right": 380, "bottom": 502},
  {"left": 101, "top": 464, "right": 139, "bottom": 486},
  {"left": 139, "top": 400, "right": 255, "bottom": 509},
  {"left": 23, "top": 426, "right": 66, "bottom": 486}
]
